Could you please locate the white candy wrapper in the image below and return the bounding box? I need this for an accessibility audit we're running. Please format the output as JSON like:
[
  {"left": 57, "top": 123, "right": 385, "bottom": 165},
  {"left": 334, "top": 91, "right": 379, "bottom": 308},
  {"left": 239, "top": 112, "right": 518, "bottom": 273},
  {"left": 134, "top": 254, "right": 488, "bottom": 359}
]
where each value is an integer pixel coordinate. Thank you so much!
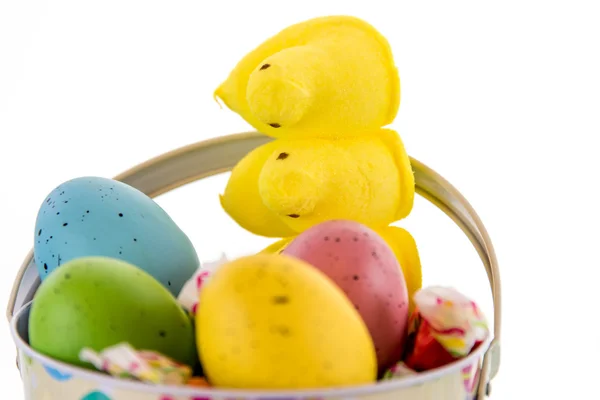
[
  {"left": 79, "top": 343, "right": 192, "bottom": 384},
  {"left": 177, "top": 253, "right": 229, "bottom": 315},
  {"left": 381, "top": 362, "right": 418, "bottom": 381}
]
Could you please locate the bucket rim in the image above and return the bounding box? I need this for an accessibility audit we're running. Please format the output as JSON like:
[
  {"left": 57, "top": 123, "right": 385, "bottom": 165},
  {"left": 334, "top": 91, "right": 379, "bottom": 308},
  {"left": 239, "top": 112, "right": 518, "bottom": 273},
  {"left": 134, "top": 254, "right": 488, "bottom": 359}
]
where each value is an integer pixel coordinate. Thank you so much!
[{"left": 11, "top": 300, "right": 492, "bottom": 398}]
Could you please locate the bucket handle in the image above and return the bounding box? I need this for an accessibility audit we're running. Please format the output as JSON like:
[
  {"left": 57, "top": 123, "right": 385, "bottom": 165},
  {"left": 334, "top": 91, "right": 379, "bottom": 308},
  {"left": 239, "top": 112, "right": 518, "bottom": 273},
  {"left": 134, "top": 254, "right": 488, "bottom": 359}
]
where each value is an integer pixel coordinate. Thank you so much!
[{"left": 6, "top": 131, "right": 501, "bottom": 398}]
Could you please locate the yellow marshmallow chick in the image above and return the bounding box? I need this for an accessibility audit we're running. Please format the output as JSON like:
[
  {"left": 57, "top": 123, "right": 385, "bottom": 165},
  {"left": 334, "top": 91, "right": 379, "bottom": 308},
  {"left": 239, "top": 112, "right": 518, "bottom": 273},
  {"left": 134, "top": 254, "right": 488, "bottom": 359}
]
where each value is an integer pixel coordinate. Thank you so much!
[
  {"left": 220, "top": 129, "right": 423, "bottom": 306},
  {"left": 214, "top": 15, "right": 400, "bottom": 139}
]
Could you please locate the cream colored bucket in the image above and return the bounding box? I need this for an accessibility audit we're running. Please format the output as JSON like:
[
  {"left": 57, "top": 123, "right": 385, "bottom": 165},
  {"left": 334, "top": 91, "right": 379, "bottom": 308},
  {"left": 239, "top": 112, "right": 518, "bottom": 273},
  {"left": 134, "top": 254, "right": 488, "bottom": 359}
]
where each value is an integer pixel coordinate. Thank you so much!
[{"left": 7, "top": 132, "right": 502, "bottom": 400}]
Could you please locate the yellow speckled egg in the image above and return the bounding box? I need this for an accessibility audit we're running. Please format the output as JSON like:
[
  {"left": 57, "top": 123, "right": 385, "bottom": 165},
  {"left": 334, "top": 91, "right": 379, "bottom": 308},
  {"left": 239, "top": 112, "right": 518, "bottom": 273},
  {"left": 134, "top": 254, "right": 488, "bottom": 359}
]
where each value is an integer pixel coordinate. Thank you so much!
[{"left": 196, "top": 253, "right": 377, "bottom": 389}]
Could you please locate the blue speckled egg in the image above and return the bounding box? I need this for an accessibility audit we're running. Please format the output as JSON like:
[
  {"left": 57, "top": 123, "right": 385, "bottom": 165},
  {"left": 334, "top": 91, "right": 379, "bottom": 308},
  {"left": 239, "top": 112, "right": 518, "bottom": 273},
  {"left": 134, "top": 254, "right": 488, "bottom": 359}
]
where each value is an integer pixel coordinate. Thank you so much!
[{"left": 34, "top": 176, "right": 199, "bottom": 296}]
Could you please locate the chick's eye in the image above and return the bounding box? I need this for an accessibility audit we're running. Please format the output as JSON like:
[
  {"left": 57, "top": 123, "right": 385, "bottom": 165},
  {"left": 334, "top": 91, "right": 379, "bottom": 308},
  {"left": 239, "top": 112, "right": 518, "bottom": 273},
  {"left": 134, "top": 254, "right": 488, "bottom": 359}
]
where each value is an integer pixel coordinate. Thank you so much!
[
  {"left": 276, "top": 152, "right": 289, "bottom": 160},
  {"left": 260, "top": 63, "right": 271, "bottom": 70}
]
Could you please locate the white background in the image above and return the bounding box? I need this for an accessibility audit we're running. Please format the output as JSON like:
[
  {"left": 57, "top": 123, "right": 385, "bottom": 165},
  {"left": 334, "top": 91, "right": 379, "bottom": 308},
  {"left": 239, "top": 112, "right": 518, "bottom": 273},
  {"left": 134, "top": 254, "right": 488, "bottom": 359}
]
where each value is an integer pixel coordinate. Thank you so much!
[{"left": 1, "top": 1, "right": 599, "bottom": 398}]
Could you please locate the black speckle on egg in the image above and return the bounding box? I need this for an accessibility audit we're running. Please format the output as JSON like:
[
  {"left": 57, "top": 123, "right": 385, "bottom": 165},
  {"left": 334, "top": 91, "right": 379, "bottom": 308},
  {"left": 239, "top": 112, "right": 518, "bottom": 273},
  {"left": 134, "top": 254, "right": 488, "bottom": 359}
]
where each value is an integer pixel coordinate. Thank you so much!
[
  {"left": 118, "top": 251, "right": 122, "bottom": 255},
  {"left": 118, "top": 213, "right": 123, "bottom": 217},
  {"left": 272, "top": 295, "right": 289, "bottom": 305},
  {"left": 63, "top": 223, "right": 68, "bottom": 227},
  {"left": 65, "top": 274, "right": 71, "bottom": 280},
  {"left": 324, "top": 236, "right": 329, "bottom": 241},
  {"left": 372, "top": 251, "right": 378, "bottom": 259},
  {"left": 159, "top": 330, "right": 167, "bottom": 338},
  {"left": 38, "top": 229, "right": 42, "bottom": 236},
  {"left": 133, "top": 238, "right": 137, "bottom": 242},
  {"left": 335, "top": 237, "right": 341, "bottom": 242},
  {"left": 56, "top": 212, "right": 60, "bottom": 215},
  {"left": 64, "top": 201, "right": 68, "bottom": 204},
  {"left": 86, "top": 210, "right": 90, "bottom": 213},
  {"left": 353, "top": 275, "right": 359, "bottom": 281},
  {"left": 353, "top": 236, "right": 359, "bottom": 242},
  {"left": 43, "top": 263, "right": 48, "bottom": 270},
  {"left": 168, "top": 281, "right": 171, "bottom": 286},
  {"left": 270, "top": 325, "right": 291, "bottom": 337}
]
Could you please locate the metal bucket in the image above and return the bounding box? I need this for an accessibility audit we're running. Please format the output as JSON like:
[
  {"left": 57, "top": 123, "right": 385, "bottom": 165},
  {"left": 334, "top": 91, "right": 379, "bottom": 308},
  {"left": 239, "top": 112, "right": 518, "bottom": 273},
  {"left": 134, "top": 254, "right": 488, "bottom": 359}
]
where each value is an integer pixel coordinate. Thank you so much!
[{"left": 6, "top": 132, "right": 502, "bottom": 400}]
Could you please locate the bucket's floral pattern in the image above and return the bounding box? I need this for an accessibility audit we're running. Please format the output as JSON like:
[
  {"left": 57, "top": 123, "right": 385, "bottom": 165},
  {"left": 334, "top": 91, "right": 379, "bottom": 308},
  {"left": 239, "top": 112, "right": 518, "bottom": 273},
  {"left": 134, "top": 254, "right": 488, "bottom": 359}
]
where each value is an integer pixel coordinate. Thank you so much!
[
  {"left": 17, "top": 350, "right": 483, "bottom": 400},
  {"left": 82, "top": 391, "right": 112, "bottom": 399},
  {"left": 43, "top": 364, "right": 73, "bottom": 381}
]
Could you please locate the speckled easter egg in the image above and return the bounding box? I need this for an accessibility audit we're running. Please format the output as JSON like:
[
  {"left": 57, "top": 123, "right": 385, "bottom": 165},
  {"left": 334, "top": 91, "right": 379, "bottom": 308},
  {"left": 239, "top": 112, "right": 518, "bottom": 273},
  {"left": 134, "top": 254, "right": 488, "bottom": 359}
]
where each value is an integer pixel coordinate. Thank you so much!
[
  {"left": 197, "top": 253, "right": 377, "bottom": 389},
  {"left": 282, "top": 219, "right": 410, "bottom": 372},
  {"left": 29, "top": 256, "right": 197, "bottom": 368},
  {"left": 33, "top": 176, "right": 199, "bottom": 296}
]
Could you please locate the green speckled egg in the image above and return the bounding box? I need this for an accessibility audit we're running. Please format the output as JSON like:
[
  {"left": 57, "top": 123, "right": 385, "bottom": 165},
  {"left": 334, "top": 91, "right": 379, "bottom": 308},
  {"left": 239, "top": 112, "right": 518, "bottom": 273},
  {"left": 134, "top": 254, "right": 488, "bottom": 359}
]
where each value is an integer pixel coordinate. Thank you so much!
[{"left": 29, "top": 256, "right": 197, "bottom": 369}]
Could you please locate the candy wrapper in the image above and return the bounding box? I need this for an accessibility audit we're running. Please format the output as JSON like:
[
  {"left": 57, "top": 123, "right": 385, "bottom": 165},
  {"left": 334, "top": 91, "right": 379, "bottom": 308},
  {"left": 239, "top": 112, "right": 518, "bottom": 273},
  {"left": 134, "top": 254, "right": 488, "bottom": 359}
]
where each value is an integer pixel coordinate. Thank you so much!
[
  {"left": 381, "top": 362, "right": 418, "bottom": 381},
  {"left": 187, "top": 377, "right": 211, "bottom": 387},
  {"left": 403, "top": 286, "right": 489, "bottom": 372},
  {"left": 79, "top": 343, "right": 192, "bottom": 385},
  {"left": 177, "top": 253, "right": 229, "bottom": 315}
]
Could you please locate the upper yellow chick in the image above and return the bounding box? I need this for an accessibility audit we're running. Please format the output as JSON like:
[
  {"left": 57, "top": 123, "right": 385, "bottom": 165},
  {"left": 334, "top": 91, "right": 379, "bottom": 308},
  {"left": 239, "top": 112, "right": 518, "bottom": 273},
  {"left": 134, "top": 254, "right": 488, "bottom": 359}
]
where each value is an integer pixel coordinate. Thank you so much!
[{"left": 214, "top": 15, "right": 400, "bottom": 139}]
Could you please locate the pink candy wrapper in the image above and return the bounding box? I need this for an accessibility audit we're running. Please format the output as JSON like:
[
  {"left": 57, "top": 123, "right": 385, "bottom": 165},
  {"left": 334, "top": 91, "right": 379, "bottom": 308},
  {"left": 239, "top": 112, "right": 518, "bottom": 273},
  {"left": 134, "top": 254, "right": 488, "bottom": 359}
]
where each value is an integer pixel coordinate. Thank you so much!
[
  {"left": 402, "top": 286, "right": 489, "bottom": 372},
  {"left": 177, "top": 253, "right": 228, "bottom": 315},
  {"left": 79, "top": 343, "right": 192, "bottom": 385}
]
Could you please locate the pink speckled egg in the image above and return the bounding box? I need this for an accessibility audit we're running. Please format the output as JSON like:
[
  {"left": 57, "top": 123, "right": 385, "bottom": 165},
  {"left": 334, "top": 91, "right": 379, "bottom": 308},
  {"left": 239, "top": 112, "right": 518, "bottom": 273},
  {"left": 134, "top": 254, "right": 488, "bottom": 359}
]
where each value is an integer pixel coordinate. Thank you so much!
[{"left": 282, "top": 219, "right": 409, "bottom": 372}]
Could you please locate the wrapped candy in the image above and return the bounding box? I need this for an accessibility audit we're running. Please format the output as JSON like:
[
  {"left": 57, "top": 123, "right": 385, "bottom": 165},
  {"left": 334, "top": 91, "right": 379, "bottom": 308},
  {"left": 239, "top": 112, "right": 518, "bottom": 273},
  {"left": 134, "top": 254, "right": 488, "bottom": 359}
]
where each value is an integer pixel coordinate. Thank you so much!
[
  {"left": 187, "top": 377, "right": 211, "bottom": 387},
  {"left": 79, "top": 343, "right": 192, "bottom": 385},
  {"left": 381, "top": 362, "right": 418, "bottom": 380},
  {"left": 177, "top": 253, "right": 228, "bottom": 315},
  {"left": 402, "top": 286, "right": 489, "bottom": 372}
]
